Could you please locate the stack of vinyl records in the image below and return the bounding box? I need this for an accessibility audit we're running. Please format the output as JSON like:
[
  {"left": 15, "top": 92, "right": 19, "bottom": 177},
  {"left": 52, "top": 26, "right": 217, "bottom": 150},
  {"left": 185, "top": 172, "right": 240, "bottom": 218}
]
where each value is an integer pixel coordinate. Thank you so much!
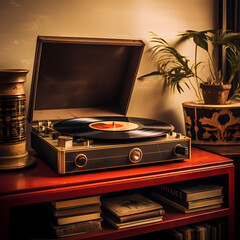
[
  {"left": 101, "top": 193, "right": 165, "bottom": 229},
  {"left": 151, "top": 181, "right": 224, "bottom": 213},
  {"left": 44, "top": 195, "right": 102, "bottom": 237}
]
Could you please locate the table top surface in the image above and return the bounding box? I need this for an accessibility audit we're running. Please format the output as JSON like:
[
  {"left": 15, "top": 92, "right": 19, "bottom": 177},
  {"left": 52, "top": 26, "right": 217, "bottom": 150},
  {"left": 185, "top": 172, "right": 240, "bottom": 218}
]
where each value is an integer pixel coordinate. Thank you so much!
[{"left": 193, "top": 145, "right": 240, "bottom": 157}]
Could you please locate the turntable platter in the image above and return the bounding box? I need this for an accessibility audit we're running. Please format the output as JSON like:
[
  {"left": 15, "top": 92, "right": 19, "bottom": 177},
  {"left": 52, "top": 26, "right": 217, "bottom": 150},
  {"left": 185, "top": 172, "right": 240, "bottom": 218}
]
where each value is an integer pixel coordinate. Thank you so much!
[{"left": 53, "top": 116, "right": 174, "bottom": 140}]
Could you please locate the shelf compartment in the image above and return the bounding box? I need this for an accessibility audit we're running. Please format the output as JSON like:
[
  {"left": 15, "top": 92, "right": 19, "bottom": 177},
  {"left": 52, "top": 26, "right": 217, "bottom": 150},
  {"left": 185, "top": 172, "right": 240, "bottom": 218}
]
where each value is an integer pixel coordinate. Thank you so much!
[{"left": 22, "top": 207, "right": 229, "bottom": 240}]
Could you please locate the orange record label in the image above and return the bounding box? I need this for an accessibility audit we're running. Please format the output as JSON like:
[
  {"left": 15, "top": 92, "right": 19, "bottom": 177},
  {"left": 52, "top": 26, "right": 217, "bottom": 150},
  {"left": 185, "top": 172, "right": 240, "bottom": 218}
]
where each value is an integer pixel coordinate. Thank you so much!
[{"left": 89, "top": 121, "right": 139, "bottom": 131}]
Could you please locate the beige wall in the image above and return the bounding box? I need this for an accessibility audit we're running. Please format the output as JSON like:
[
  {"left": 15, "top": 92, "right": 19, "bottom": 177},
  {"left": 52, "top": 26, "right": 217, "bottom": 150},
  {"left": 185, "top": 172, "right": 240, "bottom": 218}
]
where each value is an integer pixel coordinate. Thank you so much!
[{"left": 0, "top": 0, "right": 218, "bottom": 141}]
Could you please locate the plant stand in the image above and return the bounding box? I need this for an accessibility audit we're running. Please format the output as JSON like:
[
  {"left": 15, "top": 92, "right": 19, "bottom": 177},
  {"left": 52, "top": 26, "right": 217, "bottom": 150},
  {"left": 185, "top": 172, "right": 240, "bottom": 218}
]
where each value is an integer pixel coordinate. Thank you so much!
[{"left": 182, "top": 101, "right": 240, "bottom": 145}]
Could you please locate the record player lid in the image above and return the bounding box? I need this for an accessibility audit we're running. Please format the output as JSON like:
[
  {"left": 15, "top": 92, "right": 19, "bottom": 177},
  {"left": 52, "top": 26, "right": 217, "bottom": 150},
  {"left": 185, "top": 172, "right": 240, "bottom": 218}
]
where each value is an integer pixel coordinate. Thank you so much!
[{"left": 28, "top": 36, "right": 144, "bottom": 122}]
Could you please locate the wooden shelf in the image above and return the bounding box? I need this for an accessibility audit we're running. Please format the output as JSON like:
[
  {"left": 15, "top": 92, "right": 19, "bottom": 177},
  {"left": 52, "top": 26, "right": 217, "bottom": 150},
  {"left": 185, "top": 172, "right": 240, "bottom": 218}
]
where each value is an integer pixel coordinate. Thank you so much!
[
  {"left": 0, "top": 147, "right": 235, "bottom": 240},
  {"left": 25, "top": 207, "right": 229, "bottom": 240}
]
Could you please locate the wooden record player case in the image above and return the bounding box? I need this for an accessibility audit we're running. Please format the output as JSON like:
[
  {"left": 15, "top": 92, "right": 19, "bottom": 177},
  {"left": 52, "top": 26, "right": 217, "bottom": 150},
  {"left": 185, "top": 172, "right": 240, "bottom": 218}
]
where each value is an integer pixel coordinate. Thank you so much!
[{"left": 28, "top": 36, "right": 145, "bottom": 122}]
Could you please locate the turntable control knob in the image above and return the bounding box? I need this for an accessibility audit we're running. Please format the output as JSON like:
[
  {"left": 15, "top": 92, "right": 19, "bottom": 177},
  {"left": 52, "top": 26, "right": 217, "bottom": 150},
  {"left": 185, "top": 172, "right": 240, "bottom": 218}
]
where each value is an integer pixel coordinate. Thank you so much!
[
  {"left": 75, "top": 154, "right": 88, "bottom": 168},
  {"left": 173, "top": 144, "right": 188, "bottom": 156},
  {"left": 129, "top": 148, "right": 143, "bottom": 163}
]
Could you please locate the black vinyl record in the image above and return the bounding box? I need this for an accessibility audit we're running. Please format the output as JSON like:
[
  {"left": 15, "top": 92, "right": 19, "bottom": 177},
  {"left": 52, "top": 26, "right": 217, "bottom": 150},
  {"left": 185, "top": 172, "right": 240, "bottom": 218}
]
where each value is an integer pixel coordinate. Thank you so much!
[{"left": 53, "top": 116, "right": 174, "bottom": 140}]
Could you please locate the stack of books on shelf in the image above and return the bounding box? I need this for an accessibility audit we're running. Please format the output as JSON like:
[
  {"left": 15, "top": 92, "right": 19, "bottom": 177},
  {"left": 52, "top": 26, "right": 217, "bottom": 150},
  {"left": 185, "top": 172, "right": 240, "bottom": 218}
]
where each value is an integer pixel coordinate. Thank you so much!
[
  {"left": 43, "top": 195, "right": 102, "bottom": 237},
  {"left": 162, "top": 219, "right": 226, "bottom": 240},
  {"left": 151, "top": 181, "right": 224, "bottom": 213},
  {"left": 101, "top": 193, "right": 165, "bottom": 229}
]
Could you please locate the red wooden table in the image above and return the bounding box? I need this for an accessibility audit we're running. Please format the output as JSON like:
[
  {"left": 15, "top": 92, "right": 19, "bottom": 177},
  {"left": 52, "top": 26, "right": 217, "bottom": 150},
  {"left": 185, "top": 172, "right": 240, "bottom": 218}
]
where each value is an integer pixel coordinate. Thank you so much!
[{"left": 0, "top": 147, "right": 235, "bottom": 240}]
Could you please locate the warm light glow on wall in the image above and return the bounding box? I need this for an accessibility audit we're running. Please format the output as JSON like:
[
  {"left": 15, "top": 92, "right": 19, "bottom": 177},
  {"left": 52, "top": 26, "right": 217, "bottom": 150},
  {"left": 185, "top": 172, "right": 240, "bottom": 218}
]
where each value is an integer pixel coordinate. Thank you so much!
[{"left": 0, "top": 0, "right": 218, "bottom": 138}]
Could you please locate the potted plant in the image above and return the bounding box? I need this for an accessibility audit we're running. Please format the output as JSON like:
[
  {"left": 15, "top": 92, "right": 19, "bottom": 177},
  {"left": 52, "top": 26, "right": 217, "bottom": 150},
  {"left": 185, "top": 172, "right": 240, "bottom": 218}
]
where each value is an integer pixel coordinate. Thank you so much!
[{"left": 139, "top": 30, "right": 240, "bottom": 145}]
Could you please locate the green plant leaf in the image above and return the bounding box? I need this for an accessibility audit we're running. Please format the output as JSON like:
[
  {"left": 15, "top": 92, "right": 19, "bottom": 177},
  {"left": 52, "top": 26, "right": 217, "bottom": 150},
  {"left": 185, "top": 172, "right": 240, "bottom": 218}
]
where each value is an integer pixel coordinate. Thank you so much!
[
  {"left": 225, "top": 43, "right": 240, "bottom": 83},
  {"left": 193, "top": 34, "right": 208, "bottom": 51},
  {"left": 138, "top": 71, "right": 164, "bottom": 80},
  {"left": 139, "top": 30, "right": 240, "bottom": 99},
  {"left": 179, "top": 30, "right": 210, "bottom": 51},
  {"left": 229, "top": 83, "right": 240, "bottom": 101}
]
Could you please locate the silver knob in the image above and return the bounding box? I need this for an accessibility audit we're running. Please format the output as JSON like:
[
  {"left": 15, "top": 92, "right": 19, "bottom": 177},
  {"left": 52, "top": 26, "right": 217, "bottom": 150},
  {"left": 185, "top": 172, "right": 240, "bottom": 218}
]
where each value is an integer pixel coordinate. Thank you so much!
[
  {"left": 129, "top": 148, "right": 143, "bottom": 163},
  {"left": 75, "top": 154, "right": 88, "bottom": 167}
]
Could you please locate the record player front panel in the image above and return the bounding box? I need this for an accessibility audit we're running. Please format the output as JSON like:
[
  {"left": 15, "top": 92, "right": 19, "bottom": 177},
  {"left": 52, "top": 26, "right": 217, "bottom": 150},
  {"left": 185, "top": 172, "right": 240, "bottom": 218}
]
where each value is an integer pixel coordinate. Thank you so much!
[{"left": 31, "top": 129, "right": 190, "bottom": 174}]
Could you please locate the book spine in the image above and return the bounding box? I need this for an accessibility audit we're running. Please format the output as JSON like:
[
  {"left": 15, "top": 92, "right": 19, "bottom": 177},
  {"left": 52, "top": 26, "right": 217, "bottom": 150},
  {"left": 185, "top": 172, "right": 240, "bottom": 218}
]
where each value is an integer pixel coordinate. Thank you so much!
[
  {"left": 155, "top": 186, "right": 190, "bottom": 207},
  {"left": 56, "top": 213, "right": 101, "bottom": 225},
  {"left": 53, "top": 205, "right": 101, "bottom": 217},
  {"left": 118, "top": 208, "right": 165, "bottom": 223},
  {"left": 165, "top": 228, "right": 183, "bottom": 240},
  {"left": 52, "top": 195, "right": 101, "bottom": 209},
  {"left": 202, "top": 223, "right": 211, "bottom": 240},
  {"left": 54, "top": 220, "right": 102, "bottom": 237},
  {"left": 157, "top": 184, "right": 187, "bottom": 201}
]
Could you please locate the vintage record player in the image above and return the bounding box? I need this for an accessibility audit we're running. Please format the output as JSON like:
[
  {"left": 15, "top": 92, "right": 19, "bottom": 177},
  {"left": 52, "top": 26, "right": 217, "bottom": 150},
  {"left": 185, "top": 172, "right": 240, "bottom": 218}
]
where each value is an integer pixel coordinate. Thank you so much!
[{"left": 28, "top": 36, "right": 191, "bottom": 174}]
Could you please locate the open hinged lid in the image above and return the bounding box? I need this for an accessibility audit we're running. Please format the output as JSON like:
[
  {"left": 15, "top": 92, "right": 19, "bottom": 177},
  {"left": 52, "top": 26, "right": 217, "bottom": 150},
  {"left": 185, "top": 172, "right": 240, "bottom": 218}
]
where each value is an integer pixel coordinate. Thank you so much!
[{"left": 28, "top": 36, "right": 144, "bottom": 123}]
